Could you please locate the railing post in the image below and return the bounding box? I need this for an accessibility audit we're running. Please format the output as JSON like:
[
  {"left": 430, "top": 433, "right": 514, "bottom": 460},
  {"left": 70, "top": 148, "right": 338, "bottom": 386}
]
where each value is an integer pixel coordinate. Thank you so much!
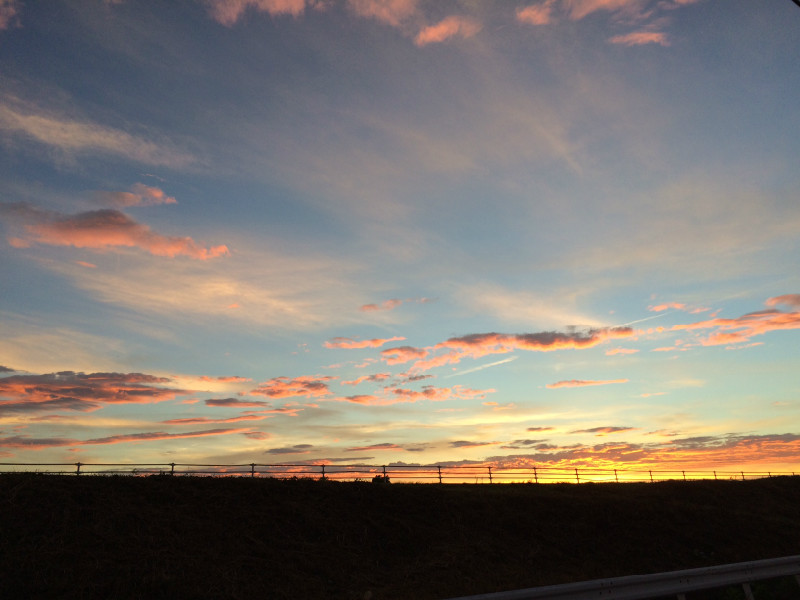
[
  {"left": 170, "top": 462, "right": 175, "bottom": 476},
  {"left": 250, "top": 463, "right": 255, "bottom": 477},
  {"left": 533, "top": 466, "right": 538, "bottom": 484},
  {"left": 649, "top": 470, "right": 653, "bottom": 482},
  {"left": 682, "top": 470, "right": 686, "bottom": 481},
  {"left": 321, "top": 464, "right": 326, "bottom": 480},
  {"left": 714, "top": 471, "right": 717, "bottom": 480},
  {"left": 75, "top": 462, "right": 82, "bottom": 476},
  {"left": 488, "top": 466, "right": 493, "bottom": 484},
  {"left": 437, "top": 465, "right": 442, "bottom": 484},
  {"left": 382, "top": 465, "right": 387, "bottom": 478},
  {"left": 741, "top": 471, "right": 745, "bottom": 481},
  {"left": 575, "top": 468, "right": 580, "bottom": 484}
]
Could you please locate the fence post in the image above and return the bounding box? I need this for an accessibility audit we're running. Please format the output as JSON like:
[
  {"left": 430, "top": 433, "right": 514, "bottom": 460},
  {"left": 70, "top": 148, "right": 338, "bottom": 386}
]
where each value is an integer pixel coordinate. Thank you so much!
[
  {"left": 741, "top": 471, "right": 745, "bottom": 481},
  {"left": 250, "top": 463, "right": 255, "bottom": 477},
  {"left": 575, "top": 468, "right": 580, "bottom": 484},
  {"left": 533, "top": 466, "right": 538, "bottom": 484},
  {"left": 615, "top": 469, "right": 619, "bottom": 483},
  {"left": 714, "top": 471, "right": 717, "bottom": 480},
  {"left": 382, "top": 465, "right": 387, "bottom": 478},
  {"left": 488, "top": 466, "right": 493, "bottom": 484},
  {"left": 321, "top": 465, "right": 326, "bottom": 480},
  {"left": 170, "top": 462, "right": 175, "bottom": 476},
  {"left": 682, "top": 470, "right": 686, "bottom": 481},
  {"left": 649, "top": 470, "right": 653, "bottom": 483},
  {"left": 75, "top": 462, "right": 82, "bottom": 476},
  {"left": 437, "top": 466, "right": 442, "bottom": 484}
]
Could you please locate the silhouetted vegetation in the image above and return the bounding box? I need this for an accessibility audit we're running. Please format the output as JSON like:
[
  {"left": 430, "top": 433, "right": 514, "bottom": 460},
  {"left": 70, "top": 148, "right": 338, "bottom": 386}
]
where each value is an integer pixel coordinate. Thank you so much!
[{"left": 1, "top": 474, "right": 799, "bottom": 599}]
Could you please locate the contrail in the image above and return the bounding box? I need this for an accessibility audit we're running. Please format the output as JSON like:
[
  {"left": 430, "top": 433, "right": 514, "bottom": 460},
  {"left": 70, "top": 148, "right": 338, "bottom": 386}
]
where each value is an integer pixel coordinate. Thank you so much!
[
  {"left": 444, "top": 356, "right": 519, "bottom": 379},
  {"left": 620, "top": 312, "right": 669, "bottom": 327}
]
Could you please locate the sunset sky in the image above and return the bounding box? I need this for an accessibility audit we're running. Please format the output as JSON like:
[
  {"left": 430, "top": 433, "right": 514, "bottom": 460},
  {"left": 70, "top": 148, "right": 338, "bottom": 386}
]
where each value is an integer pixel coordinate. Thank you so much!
[{"left": 2, "top": 0, "right": 800, "bottom": 476}]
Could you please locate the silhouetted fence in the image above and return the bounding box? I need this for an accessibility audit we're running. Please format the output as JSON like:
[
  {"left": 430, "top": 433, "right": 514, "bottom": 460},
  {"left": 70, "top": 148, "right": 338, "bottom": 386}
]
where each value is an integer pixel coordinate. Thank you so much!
[{"left": 0, "top": 462, "right": 796, "bottom": 483}]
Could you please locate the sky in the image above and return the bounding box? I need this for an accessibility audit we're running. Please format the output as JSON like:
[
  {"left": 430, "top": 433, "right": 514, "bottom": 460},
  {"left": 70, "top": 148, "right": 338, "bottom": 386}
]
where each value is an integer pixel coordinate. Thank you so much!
[{"left": 1, "top": 0, "right": 800, "bottom": 477}]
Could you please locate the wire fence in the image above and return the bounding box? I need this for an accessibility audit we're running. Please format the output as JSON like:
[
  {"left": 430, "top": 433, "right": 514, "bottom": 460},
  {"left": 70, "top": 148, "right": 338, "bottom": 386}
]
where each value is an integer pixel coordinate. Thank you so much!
[{"left": 0, "top": 462, "right": 796, "bottom": 483}]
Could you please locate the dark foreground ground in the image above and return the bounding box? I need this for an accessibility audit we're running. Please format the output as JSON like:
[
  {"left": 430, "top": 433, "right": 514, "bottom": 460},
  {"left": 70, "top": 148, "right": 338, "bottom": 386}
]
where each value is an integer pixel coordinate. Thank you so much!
[{"left": 1, "top": 474, "right": 800, "bottom": 599}]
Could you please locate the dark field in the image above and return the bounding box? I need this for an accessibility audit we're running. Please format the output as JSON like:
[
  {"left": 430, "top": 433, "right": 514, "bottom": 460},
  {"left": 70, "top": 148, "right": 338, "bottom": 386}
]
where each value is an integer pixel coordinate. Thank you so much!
[{"left": 1, "top": 474, "right": 800, "bottom": 599}]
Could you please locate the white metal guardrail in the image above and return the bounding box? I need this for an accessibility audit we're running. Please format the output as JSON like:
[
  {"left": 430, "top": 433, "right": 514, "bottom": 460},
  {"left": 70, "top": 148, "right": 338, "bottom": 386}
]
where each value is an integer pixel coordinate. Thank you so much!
[{"left": 444, "top": 555, "right": 800, "bottom": 600}]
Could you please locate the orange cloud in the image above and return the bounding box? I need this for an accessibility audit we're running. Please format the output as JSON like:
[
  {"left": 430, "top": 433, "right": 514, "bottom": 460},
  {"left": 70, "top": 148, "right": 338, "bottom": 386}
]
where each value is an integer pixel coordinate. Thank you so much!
[
  {"left": 672, "top": 297, "right": 800, "bottom": 346},
  {"left": 649, "top": 302, "right": 687, "bottom": 312},
  {"left": 206, "top": 0, "right": 306, "bottom": 25},
  {"left": 570, "top": 426, "right": 636, "bottom": 435},
  {"left": 325, "top": 336, "right": 405, "bottom": 349},
  {"left": 516, "top": 1, "right": 556, "bottom": 25},
  {"left": 198, "top": 375, "right": 253, "bottom": 383},
  {"left": 341, "top": 373, "right": 391, "bottom": 386},
  {"left": 250, "top": 375, "right": 335, "bottom": 398},
  {"left": 766, "top": 294, "right": 800, "bottom": 309},
  {"left": 380, "top": 345, "right": 429, "bottom": 365},
  {"left": 0, "top": 371, "right": 189, "bottom": 415},
  {"left": 562, "top": 0, "right": 648, "bottom": 21},
  {"left": 605, "top": 347, "right": 639, "bottom": 355},
  {"left": 0, "top": 427, "right": 252, "bottom": 450},
  {"left": 346, "top": 0, "right": 419, "bottom": 27},
  {"left": 609, "top": 31, "right": 669, "bottom": 46},
  {"left": 98, "top": 183, "right": 177, "bottom": 207},
  {"left": 2, "top": 204, "right": 229, "bottom": 259},
  {"left": 546, "top": 378, "right": 629, "bottom": 389},
  {"left": 359, "top": 299, "right": 403, "bottom": 312},
  {"left": 414, "top": 15, "right": 481, "bottom": 46}
]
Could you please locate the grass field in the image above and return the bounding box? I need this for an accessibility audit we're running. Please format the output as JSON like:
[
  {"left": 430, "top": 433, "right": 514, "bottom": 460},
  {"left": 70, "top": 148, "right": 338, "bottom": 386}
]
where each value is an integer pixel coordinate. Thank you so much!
[{"left": 2, "top": 473, "right": 800, "bottom": 599}]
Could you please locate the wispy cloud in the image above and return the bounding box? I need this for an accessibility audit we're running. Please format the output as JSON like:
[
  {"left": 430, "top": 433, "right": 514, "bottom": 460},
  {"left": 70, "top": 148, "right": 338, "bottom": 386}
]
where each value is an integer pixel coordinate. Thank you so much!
[
  {"left": 205, "top": 0, "right": 306, "bottom": 26},
  {"left": 0, "top": 427, "right": 252, "bottom": 449},
  {"left": 0, "top": 99, "right": 194, "bottom": 167},
  {"left": 96, "top": 183, "right": 177, "bottom": 208},
  {"left": 0, "top": 0, "right": 20, "bottom": 30},
  {"left": 516, "top": 1, "right": 557, "bottom": 26},
  {"left": 325, "top": 336, "right": 405, "bottom": 349},
  {"left": 1, "top": 204, "right": 229, "bottom": 260},
  {"left": 609, "top": 31, "right": 670, "bottom": 46},
  {"left": 341, "top": 373, "right": 391, "bottom": 386},
  {"left": 546, "top": 378, "right": 629, "bottom": 389},
  {"left": 570, "top": 426, "right": 636, "bottom": 435},
  {"left": 346, "top": 0, "right": 419, "bottom": 27},
  {"left": 414, "top": 15, "right": 481, "bottom": 47},
  {"left": 250, "top": 375, "right": 335, "bottom": 399}
]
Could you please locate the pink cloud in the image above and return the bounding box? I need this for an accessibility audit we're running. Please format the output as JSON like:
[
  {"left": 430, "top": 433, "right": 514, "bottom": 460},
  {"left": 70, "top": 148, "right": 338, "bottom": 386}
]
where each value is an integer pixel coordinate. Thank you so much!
[
  {"left": 2, "top": 204, "right": 229, "bottom": 259},
  {"left": 250, "top": 375, "right": 335, "bottom": 398},
  {"left": 414, "top": 15, "right": 482, "bottom": 46},
  {"left": 206, "top": 0, "right": 306, "bottom": 25},
  {"left": 562, "top": 0, "right": 649, "bottom": 21},
  {"left": 516, "top": 1, "right": 556, "bottom": 25},
  {"left": 359, "top": 299, "right": 403, "bottom": 312},
  {"left": 346, "top": 0, "right": 419, "bottom": 27},
  {"left": 649, "top": 302, "right": 687, "bottom": 312},
  {"left": 325, "top": 336, "right": 405, "bottom": 349},
  {"left": 380, "top": 345, "right": 429, "bottom": 365},
  {"left": 0, "top": 0, "right": 20, "bottom": 30},
  {"left": 570, "top": 426, "right": 636, "bottom": 436},
  {"left": 341, "top": 373, "right": 392, "bottom": 386},
  {"left": 609, "top": 31, "right": 670, "bottom": 46},
  {"left": 672, "top": 296, "right": 800, "bottom": 346},
  {"left": 546, "top": 378, "right": 629, "bottom": 389},
  {"left": 766, "top": 294, "right": 800, "bottom": 310},
  {"left": 605, "top": 347, "right": 639, "bottom": 355},
  {"left": 98, "top": 183, "right": 177, "bottom": 207}
]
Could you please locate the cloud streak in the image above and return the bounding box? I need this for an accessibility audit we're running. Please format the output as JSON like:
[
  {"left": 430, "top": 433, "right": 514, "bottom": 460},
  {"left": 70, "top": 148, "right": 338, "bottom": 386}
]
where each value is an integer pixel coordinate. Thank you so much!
[
  {"left": 1, "top": 204, "right": 229, "bottom": 260},
  {"left": 546, "top": 378, "right": 629, "bottom": 389}
]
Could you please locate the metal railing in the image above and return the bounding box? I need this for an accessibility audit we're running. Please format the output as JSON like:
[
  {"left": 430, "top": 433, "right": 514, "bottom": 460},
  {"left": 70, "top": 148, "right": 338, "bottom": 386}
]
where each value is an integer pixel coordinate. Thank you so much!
[
  {"left": 0, "top": 462, "right": 796, "bottom": 483},
  {"left": 443, "top": 554, "right": 800, "bottom": 599}
]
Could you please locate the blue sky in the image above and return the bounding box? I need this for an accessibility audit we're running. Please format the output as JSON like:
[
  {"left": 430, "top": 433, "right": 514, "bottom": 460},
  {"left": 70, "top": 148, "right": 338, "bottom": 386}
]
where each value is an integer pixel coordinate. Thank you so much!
[{"left": 1, "top": 0, "right": 799, "bottom": 474}]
